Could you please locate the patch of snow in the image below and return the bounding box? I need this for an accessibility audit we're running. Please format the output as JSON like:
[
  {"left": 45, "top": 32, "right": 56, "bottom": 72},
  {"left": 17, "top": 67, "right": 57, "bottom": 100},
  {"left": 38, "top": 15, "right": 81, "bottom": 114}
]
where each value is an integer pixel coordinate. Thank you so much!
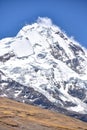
[
  {"left": 14, "top": 90, "right": 22, "bottom": 97},
  {"left": 67, "top": 105, "right": 87, "bottom": 114},
  {"left": 0, "top": 94, "right": 7, "bottom": 97},
  {"left": 11, "top": 37, "right": 34, "bottom": 58}
]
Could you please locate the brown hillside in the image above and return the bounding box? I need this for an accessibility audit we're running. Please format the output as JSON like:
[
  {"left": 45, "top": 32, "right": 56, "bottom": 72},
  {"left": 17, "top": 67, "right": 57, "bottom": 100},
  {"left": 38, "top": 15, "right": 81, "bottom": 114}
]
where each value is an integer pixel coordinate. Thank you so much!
[{"left": 0, "top": 97, "right": 87, "bottom": 130}]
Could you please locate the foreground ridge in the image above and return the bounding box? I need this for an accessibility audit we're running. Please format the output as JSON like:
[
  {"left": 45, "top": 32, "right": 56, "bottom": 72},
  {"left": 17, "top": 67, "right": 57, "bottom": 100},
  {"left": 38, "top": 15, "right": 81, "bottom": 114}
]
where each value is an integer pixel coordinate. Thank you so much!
[{"left": 0, "top": 97, "right": 87, "bottom": 130}]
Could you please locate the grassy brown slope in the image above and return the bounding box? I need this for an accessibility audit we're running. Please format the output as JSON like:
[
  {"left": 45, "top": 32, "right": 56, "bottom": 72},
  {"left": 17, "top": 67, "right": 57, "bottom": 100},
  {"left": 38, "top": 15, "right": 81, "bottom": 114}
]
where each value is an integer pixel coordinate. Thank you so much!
[{"left": 0, "top": 97, "right": 87, "bottom": 130}]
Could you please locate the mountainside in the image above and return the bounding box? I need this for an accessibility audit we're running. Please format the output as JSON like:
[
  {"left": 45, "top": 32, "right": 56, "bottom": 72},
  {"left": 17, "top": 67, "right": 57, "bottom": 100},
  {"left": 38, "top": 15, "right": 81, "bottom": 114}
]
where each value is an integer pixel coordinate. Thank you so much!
[
  {"left": 0, "top": 17, "right": 87, "bottom": 121},
  {"left": 0, "top": 97, "right": 87, "bottom": 130}
]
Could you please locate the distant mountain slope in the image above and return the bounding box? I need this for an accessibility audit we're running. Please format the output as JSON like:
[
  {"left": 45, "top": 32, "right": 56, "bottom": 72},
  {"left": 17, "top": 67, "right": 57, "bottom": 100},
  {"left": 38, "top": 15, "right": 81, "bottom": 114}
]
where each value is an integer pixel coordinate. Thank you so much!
[
  {"left": 0, "top": 97, "right": 87, "bottom": 130},
  {"left": 0, "top": 17, "right": 87, "bottom": 121}
]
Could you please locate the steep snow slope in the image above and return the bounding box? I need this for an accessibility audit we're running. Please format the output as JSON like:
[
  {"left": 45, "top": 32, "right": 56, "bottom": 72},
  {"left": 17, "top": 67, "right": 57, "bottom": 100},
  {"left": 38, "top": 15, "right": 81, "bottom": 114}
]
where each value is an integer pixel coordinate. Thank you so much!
[{"left": 0, "top": 17, "right": 87, "bottom": 121}]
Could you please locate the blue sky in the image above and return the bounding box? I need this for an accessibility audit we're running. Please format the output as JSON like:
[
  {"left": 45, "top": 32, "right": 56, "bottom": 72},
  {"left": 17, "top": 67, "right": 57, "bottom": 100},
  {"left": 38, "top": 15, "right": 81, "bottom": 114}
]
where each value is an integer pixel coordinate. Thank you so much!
[{"left": 0, "top": 0, "right": 87, "bottom": 47}]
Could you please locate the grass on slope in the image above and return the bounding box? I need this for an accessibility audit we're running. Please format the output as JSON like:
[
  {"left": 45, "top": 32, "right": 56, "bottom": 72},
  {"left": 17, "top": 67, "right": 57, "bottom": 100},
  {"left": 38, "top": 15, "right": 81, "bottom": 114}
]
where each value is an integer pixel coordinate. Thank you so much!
[{"left": 0, "top": 97, "right": 87, "bottom": 130}]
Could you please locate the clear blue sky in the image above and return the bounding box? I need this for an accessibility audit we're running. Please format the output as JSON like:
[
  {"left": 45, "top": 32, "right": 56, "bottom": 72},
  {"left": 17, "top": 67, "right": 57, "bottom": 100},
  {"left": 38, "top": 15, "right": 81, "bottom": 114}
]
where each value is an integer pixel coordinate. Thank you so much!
[{"left": 0, "top": 0, "right": 87, "bottom": 47}]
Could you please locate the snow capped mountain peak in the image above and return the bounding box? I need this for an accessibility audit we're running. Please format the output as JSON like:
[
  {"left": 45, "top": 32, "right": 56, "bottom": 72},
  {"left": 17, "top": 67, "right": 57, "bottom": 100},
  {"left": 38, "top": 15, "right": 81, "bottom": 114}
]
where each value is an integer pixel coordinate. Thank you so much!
[{"left": 0, "top": 17, "right": 87, "bottom": 121}]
